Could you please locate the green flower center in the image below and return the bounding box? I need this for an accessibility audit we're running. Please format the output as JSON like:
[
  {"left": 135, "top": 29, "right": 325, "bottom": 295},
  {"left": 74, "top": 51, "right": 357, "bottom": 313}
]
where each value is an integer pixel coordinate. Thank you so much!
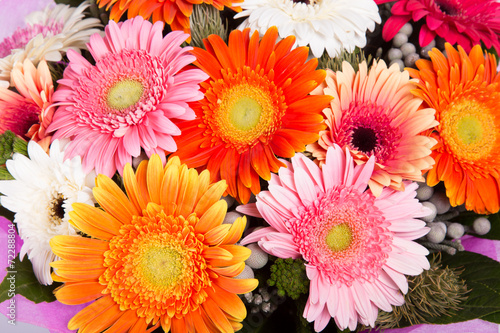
[
  {"left": 325, "top": 223, "right": 352, "bottom": 252},
  {"left": 107, "top": 79, "right": 144, "bottom": 110},
  {"left": 229, "top": 96, "right": 262, "bottom": 131}
]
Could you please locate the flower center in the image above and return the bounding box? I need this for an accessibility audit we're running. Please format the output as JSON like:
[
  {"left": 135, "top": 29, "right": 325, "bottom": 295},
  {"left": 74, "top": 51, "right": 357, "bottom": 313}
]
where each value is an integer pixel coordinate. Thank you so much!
[
  {"left": 106, "top": 80, "right": 144, "bottom": 111},
  {"left": 72, "top": 49, "right": 167, "bottom": 136},
  {"left": 335, "top": 101, "right": 401, "bottom": 162},
  {"left": 48, "top": 193, "right": 66, "bottom": 225},
  {"left": 0, "top": 21, "right": 64, "bottom": 58},
  {"left": 229, "top": 96, "right": 262, "bottom": 131},
  {"left": 289, "top": 185, "right": 392, "bottom": 285},
  {"left": 202, "top": 67, "right": 287, "bottom": 152},
  {"left": 139, "top": 246, "right": 183, "bottom": 288},
  {"left": 101, "top": 209, "right": 211, "bottom": 320},
  {"left": 440, "top": 96, "right": 496, "bottom": 162},
  {"left": 435, "top": 0, "right": 460, "bottom": 16},
  {"left": 351, "top": 127, "right": 378, "bottom": 154},
  {"left": 325, "top": 223, "right": 352, "bottom": 252}
]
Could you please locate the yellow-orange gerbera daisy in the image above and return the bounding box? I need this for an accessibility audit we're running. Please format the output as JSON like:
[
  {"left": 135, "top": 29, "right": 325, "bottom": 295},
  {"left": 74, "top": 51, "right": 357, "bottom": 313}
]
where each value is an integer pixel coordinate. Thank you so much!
[
  {"left": 50, "top": 155, "right": 258, "bottom": 332},
  {"left": 407, "top": 43, "right": 500, "bottom": 214},
  {"left": 172, "top": 27, "right": 332, "bottom": 204},
  {"left": 96, "top": 0, "right": 242, "bottom": 39}
]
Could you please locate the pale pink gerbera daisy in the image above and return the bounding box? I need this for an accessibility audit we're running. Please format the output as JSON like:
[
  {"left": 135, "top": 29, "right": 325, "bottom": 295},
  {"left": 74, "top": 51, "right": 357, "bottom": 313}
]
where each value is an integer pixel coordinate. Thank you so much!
[
  {"left": 239, "top": 145, "right": 430, "bottom": 331},
  {"left": 0, "top": 59, "right": 54, "bottom": 150},
  {"left": 376, "top": 0, "right": 500, "bottom": 52},
  {"left": 47, "top": 16, "right": 208, "bottom": 177},
  {"left": 0, "top": 1, "right": 101, "bottom": 86},
  {"left": 307, "top": 60, "right": 438, "bottom": 196}
]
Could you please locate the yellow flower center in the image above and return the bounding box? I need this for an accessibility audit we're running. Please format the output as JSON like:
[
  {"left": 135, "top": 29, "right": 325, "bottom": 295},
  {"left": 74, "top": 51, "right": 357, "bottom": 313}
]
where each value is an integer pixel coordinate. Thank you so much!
[
  {"left": 440, "top": 97, "right": 496, "bottom": 161},
  {"left": 203, "top": 67, "right": 286, "bottom": 152},
  {"left": 101, "top": 209, "right": 211, "bottom": 320},
  {"left": 229, "top": 96, "right": 262, "bottom": 131},
  {"left": 107, "top": 79, "right": 144, "bottom": 111},
  {"left": 139, "top": 246, "right": 183, "bottom": 289},
  {"left": 325, "top": 223, "right": 352, "bottom": 252}
]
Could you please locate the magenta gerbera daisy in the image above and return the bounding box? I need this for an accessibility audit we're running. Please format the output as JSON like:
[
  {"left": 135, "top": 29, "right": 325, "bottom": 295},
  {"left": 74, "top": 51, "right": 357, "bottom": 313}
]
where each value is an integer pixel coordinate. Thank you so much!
[
  {"left": 239, "top": 145, "right": 430, "bottom": 331},
  {"left": 376, "top": 0, "right": 500, "bottom": 52},
  {"left": 47, "top": 16, "right": 208, "bottom": 177}
]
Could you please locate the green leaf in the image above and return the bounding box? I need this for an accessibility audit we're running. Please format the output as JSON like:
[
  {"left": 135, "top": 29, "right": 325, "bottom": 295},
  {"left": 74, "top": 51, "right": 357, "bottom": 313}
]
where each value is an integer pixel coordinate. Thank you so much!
[
  {"left": 0, "top": 166, "right": 13, "bottom": 180},
  {"left": 0, "top": 131, "right": 15, "bottom": 165},
  {"left": 426, "top": 251, "right": 500, "bottom": 324},
  {"left": 0, "top": 255, "right": 60, "bottom": 304}
]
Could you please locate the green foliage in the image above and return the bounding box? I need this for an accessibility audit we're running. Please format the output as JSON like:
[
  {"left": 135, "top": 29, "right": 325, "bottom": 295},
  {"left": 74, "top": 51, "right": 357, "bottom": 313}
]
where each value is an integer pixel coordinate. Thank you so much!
[
  {"left": 317, "top": 48, "right": 372, "bottom": 72},
  {"left": 376, "top": 254, "right": 469, "bottom": 329},
  {"left": 375, "top": 251, "right": 500, "bottom": 329},
  {"left": 267, "top": 258, "right": 309, "bottom": 300},
  {"left": 189, "top": 4, "right": 228, "bottom": 49},
  {"left": 0, "top": 254, "right": 60, "bottom": 304},
  {"left": 0, "top": 131, "right": 28, "bottom": 165}
]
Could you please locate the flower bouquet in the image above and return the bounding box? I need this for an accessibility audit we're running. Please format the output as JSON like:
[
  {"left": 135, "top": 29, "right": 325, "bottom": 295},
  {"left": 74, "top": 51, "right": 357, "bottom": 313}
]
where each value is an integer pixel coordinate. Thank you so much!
[{"left": 0, "top": 0, "right": 499, "bottom": 332}]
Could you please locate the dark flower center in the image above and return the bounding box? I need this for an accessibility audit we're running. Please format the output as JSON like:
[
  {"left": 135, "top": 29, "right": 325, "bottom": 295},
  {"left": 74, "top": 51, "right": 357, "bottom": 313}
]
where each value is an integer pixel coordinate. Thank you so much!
[
  {"left": 435, "top": 0, "right": 459, "bottom": 16},
  {"left": 292, "top": 0, "right": 311, "bottom": 4},
  {"left": 49, "top": 193, "right": 66, "bottom": 225},
  {"left": 351, "top": 127, "right": 378, "bottom": 153}
]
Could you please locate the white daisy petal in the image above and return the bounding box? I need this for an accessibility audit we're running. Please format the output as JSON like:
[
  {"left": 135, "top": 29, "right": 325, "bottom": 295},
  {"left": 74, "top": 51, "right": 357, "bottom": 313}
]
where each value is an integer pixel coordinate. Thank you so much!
[
  {"left": 236, "top": 0, "right": 381, "bottom": 57},
  {"left": 0, "top": 140, "right": 95, "bottom": 285}
]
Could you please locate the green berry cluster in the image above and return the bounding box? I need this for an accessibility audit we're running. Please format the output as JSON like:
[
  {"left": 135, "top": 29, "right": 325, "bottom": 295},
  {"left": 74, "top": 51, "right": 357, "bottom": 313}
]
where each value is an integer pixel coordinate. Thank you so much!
[{"left": 267, "top": 258, "right": 309, "bottom": 300}]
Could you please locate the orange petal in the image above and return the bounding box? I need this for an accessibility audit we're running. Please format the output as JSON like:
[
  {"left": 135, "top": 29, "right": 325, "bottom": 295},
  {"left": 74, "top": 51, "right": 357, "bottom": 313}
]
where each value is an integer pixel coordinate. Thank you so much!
[
  {"left": 206, "top": 282, "right": 247, "bottom": 321},
  {"left": 201, "top": 297, "right": 233, "bottom": 333},
  {"left": 221, "top": 216, "right": 247, "bottom": 245},
  {"left": 68, "top": 295, "right": 115, "bottom": 330},
  {"left": 50, "top": 235, "right": 108, "bottom": 260},
  {"left": 55, "top": 281, "right": 104, "bottom": 305},
  {"left": 71, "top": 203, "right": 122, "bottom": 237},
  {"left": 204, "top": 224, "right": 231, "bottom": 246},
  {"left": 195, "top": 200, "right": 227, "bottom": 233},
  {"left": 214, "top": 274, "right": 258, "bottom": 294},
  {"left": 194, "top": 180, "right": 227, "bottom": 217},
  {"left": 147, "top": 154, "right": 164, "bottom": 204}
]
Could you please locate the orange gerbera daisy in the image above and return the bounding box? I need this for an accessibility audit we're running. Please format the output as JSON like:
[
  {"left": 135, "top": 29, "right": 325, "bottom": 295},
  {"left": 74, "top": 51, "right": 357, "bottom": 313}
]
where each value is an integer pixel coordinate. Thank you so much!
[
  {"left": 96, "top": 0, "right": 242, "bottom": 39},
  {"left": 407, "top": 43, "right": 500, "bottom": 214},
  {"left": 50, "top": 155, "right": 257, "bottom": 332},
  {"left": 172, "top": 27, "right": 332, "bottom": 204}
]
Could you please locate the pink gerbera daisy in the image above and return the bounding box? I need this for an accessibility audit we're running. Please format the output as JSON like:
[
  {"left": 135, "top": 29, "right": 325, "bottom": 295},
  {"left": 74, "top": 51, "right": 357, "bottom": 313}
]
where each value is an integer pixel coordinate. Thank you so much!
[
  {"left": 376, "top": 0, "right": 500, "bottom": 52},
  {"left": 0, "top": 59, "right": 54, "bottom": 149},
  {"left": 47, "top": 16, "right": 208, "bottom": 177},
  {"left": 307, "top": 60, "right": 438, "bottom": 196},
  {"left": 239, "top": 145, "right": 430, "bottom": 331}
]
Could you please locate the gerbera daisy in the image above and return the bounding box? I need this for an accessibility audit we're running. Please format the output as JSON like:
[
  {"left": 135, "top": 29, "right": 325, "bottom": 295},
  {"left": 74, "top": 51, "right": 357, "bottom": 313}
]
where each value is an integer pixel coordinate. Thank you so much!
[
  {"left": 235, "top": 0, "right": 381, "bottom": 58},
  {"left": 0, "top": 1, "right": 101, "bottom": 85},
  {"left": 0, "top": 59, "right": 54, "bottom": 150},
  {"left": 307, "top": 60, "right": 438, "bottom": 196},
  {"left": 47, "top": 16, "right": 208, "bottom": 178},
  {"left": 376, "top": 0, "right": 500, "bottom": 52},
  {"left": 238, "top": 146, "right": 430, "bottom": 331},
  {"left": 50, "top": 155, "right": 258, "bottom": 332},
  {"left": 172, "top": 27, "right": 332, "bottom": 204},
  {"left": 96, "top": 0, "right": 243, "bottom": 40},
  {"left": 0, "top": 140, "right": 95, "bottom": 285},
  {"left": 407, "top": 44, "right": 500, "bottom": 214}
]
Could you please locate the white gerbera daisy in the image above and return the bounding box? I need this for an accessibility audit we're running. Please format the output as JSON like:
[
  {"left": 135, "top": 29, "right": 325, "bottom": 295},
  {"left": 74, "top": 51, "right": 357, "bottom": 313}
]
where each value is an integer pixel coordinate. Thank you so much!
[
  {"left": 0, "top": 1, "right": 101, "bottom": 86},
  {"left": 235, "top": 0, "right": 381, "bottom": 58},
  {"left": 0, "top": 140, "right": 95, "bottom": 285}
]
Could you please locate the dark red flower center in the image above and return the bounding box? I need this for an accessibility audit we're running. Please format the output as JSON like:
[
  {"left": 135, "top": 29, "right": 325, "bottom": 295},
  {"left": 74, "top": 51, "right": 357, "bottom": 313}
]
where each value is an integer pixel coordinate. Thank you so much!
[
  {"left": 351, "top": 127, "right": 378, "bottom": 154},
  {"left": 435, "top": 0, "right": 460, "bottom": 16}
]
